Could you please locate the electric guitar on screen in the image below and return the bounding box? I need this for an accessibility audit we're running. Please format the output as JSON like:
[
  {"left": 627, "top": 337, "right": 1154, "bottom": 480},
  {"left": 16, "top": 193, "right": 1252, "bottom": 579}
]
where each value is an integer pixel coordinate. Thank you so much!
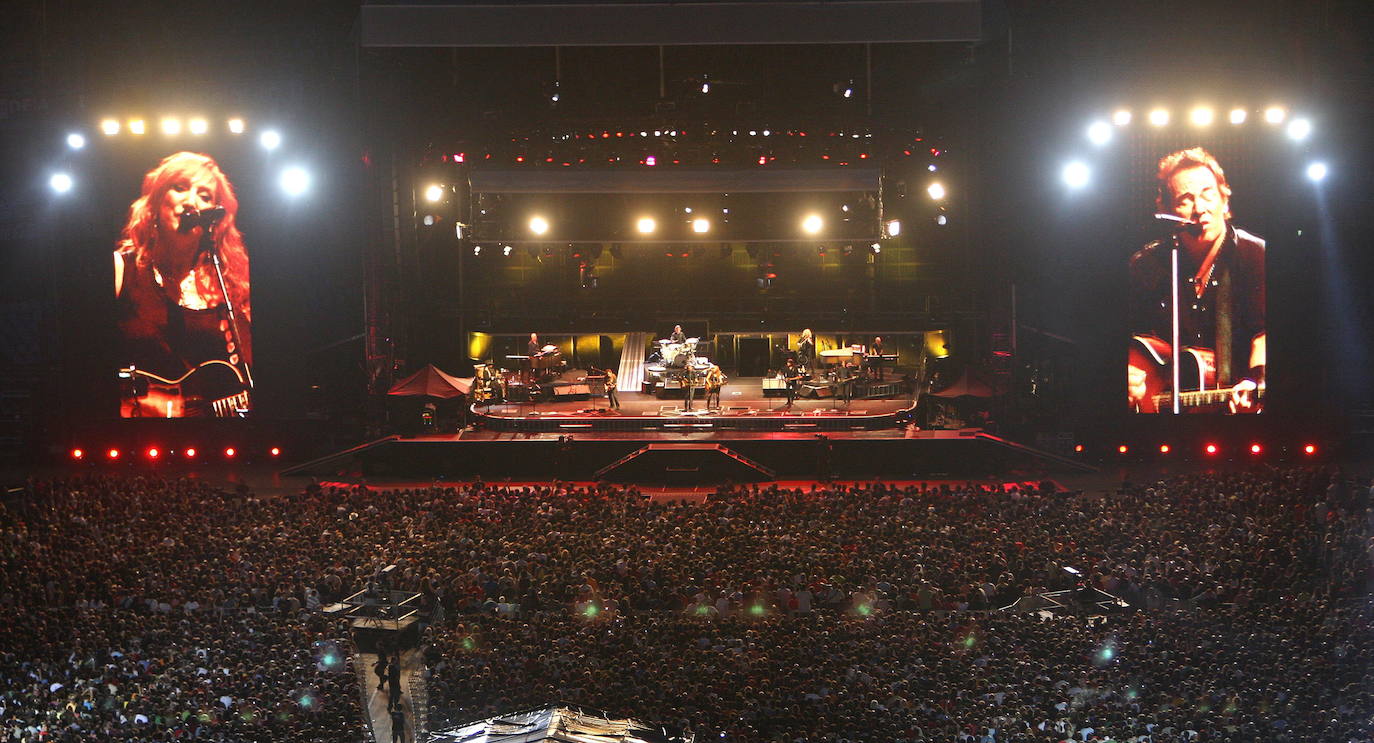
[
  {"left": 119, "top": 359, "right": 252, "bottom": 418},
  {"left": 1128, "top": 335, "right": 1263, "bottom": 414}
]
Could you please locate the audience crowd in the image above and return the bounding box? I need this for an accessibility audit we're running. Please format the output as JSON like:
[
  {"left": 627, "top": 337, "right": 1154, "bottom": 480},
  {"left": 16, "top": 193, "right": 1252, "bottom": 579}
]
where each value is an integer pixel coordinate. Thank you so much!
[{"left": 0, "top": 467, "right": 1369, "bottom": 742}]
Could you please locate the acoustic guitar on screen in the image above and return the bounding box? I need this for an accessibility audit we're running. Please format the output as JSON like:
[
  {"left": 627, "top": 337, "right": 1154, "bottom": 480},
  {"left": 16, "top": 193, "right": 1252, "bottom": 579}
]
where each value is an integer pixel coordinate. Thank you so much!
[
  {"left": 119, "top": 360, "right": 251, "bottom": 418},
  {"left": 1128, "top": 335, "right": 1264, "bottom": 414}
]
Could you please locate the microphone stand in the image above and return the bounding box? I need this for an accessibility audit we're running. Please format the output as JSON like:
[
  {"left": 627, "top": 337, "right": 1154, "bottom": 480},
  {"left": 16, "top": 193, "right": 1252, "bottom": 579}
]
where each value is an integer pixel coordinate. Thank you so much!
[
  {"left": 198, "top": 224, "right": 255, "bottom": 407},
  {"left": 1169, "top": 240, "right": 1180, "bottom": 414}
]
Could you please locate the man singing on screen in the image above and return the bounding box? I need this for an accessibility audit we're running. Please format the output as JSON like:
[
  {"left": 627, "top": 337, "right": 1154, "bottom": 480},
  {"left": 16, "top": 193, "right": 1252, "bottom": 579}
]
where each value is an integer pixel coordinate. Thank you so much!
[{"left": 1127, "top": 147, "right": 1264, "bottom": 414}]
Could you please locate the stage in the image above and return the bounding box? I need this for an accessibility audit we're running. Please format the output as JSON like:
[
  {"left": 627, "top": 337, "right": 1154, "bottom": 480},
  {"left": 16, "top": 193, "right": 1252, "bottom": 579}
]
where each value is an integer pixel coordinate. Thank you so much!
[{"left": 470, "top": 376, "right": 915, "bottom": 433}]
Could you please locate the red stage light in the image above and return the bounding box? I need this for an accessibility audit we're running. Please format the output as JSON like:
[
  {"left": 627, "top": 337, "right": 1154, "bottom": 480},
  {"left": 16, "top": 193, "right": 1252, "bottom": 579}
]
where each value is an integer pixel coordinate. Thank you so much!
[
  {"left": 1205, "top": 443, "right": 1218, "bottom": 454},
  {"left": 1159, "top": 444, "right": 1170, "bottom": 454},
  {"left": 224, "top": 447, "right": 237, "bottom": 458},
  {"left": 147, "top": 447, "right": 160, "bottom": 459},
  {"left": 185, "top": 447, "right": 197, "bottom": 458},
  {"left": 453, "top": 153, "right": 464, "bottom": 163},
  {"left": 1118, "top": 445, "right": 1128, "bottom": 454},
  {"left": 1249, "top": 443, "right": 1262, "bottom": 454},
  {"left": 1073, "top": 444, "right": 1084, "bottom": 453},
  {"left": 270, "top": 447, "right": 281, "bottom": 457},
  {"left": 1304, "top": 444, "right": 1317, "bottom": 455},
  {"left": 107, "top": 448, "right": 120, "bottom": 460},
  {"left": 71, "top": 448, "right": 84, "bottom": 460}
]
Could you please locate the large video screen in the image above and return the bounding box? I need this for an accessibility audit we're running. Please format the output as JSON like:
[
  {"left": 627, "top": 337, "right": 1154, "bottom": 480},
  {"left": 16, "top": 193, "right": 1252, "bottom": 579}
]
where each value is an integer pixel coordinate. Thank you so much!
[
  {"left": 1126, "top": 138, "right": 1268, "bottom": 415},
  {"left": 112, "top": 151, "right": 254, "bottom": 418}
]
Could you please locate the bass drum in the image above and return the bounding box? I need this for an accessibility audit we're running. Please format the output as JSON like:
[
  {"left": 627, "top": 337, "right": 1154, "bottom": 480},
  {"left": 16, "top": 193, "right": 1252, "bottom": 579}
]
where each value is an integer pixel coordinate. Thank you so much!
[{"left": 662, "top": 342, "right": 690, "bottom": 367}]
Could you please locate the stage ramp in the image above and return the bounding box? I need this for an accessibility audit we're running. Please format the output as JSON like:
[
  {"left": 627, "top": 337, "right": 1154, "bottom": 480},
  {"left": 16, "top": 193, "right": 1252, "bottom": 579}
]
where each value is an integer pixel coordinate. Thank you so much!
[{"left": 595, "top": 442, "right": 775, "bottom": 484}]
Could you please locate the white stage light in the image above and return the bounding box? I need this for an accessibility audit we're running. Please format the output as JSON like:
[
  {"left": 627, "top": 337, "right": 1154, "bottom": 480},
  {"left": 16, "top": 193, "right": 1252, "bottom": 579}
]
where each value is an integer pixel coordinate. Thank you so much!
[
  {"left": 1062, "top": 160, "right": 1090, "bottom": 189},
  {"left": 1148, "top": 108, "right": 1169, "bottom": 127},
  {"left": 259, "top": 130, "right": 282, "bottom": 150},
  {"left": 1086, "top": 120, "right": 1112, "bottom": 146},
  {"left": 424, "top": 184, "right": 445, "bottom": 203},
  {"left": 100, "top": 119, "right": 120, "bottom": 136},
  {"left": 1189, "top": 107, "right": 1214, "bottom": 127},
  {"left": 691, "top": 218, "right": 710, "bottom": 234},
  {"left": 1305, "top": 162, "right": 1327, "bottom": 182},
  {"left": 228, "top": 118, "right": 246, "bottom": 134},
  {"left": 66, "top": 133, "right": 86, "bottom": 150},
  {"left": 636, "top": 217, "right": 656, "bottom": 234},
  {"left": 50, "top": 172, "right": 74, "bottom": 194},
  {"left": 801, "top": 214, "right": 823, "bottom": 235},
  {"left": 1112, "top": 109, "right": 1132, "bottom": 126},
  {"left": 280, "top": 166, "right": 310, "bottom": 196},
  {"left": 1229, "top": 108, "right": 1247, "bottom": 124},
  {"left": 1264, "top": 106, "right": 1285, "bottom": 124},
  {"left": 529, "top": 216, "right": 550, "bottom": 236},
  {"left": 128, "top": 119, "right": 146, "bottom": 135},
  {"left": 1286, "top": 118, "right": 1312, "bottom": 141},
  {"left": 161, "top": 117, "right": 182, "bottom": 135},
  {"left": 188, "top": 118, "right": 208, "bottom": 135},
  {"left": 884, "top": 219, "right": 902, "bottom": 237},
  {"left": 927, "top": 182, "right": 946, "bottom": 201}
]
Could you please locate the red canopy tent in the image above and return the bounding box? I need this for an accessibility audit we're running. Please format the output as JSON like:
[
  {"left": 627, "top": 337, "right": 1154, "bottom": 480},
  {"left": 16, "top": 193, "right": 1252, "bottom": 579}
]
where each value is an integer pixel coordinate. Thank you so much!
[
  {"left": 930, "top": 369, "right": 999, "bottom": 398},
  {"left": 386, "top": 364, "right": 474, "bottom": 398}
]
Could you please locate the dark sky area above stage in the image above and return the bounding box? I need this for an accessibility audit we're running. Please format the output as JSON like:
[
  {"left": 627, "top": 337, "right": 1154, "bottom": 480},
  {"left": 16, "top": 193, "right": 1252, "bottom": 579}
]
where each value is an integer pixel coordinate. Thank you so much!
[{"left": 1, "top": 0, "right": 1373, "bottom": 433}]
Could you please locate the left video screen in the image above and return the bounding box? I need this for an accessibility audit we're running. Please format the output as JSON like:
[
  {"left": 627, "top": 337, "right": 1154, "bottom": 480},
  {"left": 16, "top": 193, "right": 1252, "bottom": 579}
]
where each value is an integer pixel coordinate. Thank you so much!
[{"left": 114, "top": 151, "right": 253, "bottom": 417}]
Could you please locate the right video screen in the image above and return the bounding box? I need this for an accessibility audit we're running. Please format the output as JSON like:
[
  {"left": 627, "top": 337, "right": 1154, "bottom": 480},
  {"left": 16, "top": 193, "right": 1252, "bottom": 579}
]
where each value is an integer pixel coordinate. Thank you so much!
[{"left": 1126, "top": 135, "right": 1269, "bottom": 415}]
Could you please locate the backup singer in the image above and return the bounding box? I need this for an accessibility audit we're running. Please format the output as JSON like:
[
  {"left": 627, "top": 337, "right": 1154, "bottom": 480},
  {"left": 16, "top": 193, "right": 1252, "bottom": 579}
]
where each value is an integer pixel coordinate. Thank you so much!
[
  {"left": 115, "top": 152, "right": 252, "bottom": 417},
  {"left": 797, "top": 328, "right": 816, "bottom": 372},
  {"left": 703, "top": 363, "right": 726, "bottom": 409},
  {"left": 1128, "top": 147, "right": 1264, "bottom": 414}
]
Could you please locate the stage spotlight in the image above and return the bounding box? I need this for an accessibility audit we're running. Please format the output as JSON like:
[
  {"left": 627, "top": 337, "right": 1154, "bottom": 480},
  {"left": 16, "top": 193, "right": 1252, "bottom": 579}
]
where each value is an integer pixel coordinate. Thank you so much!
[
  {"left": 259, "top": 129, "right": 282, "bottom": 150},
  {"left": 107, "top": 448, "right": 120, "bottom": 460},
  {"left": 1306, "top": 162, "right": 1328, "bottom": 182},
  {"left": 227, "top": 118, "right": 246, "bottom": 134},
  {"left": 422, "top": 215, "right": 435, "bottom": 227},
  {"left": 185, "top": 447, "right": 197, "bottom": 458},
  {"left": 636, "top": 217, "right": 657, "bottom": 234},
  {"left": 1061, "top": 161, "right": 1090, "bottom": 189},
  {"left": 1263, "top": 106, "right": 1285, "bottom": 124},
  {"left": 280, "top": 166, "right": 310, "bottom": 196},
  {"left": 1118, "top": 445, "right": 1129, "bottom": 454},
  {"left": 100, "top": 118, "right": 120, "bottom": 136},
  {"left": 1249, "top": 443, "right": 1262, "bottom": 454},
  {"left": 936, "top": 214, "right": 948, "bottom": 226},
  {"left": 1159, "top": 444, "right": 1170, "bottom": 454},
  {"left": 67, "top": 133, "right": 85, "bottom": 150},
  {"left": 1189, "top": 107, "right": 1214, "bottom": 127},
  {"left": 502, "top": 245, "right": 513, "bottom": 256},
  {"left": 1205, "top": 443, "right": 1218, "bottom": 455},
  {"left": 1086, "top": 120, "right": 1112, "bottom": 146},
  {"left": 691, "top": 218, "right": 710, "bottom": 234},
  {"left": 644, "top": 155, "right": 657, "bottom": 166},
  {"left": 927, "top": 182, "right": 946, "bottom": 200},
  {"left": 161, "top": 117, "right": 181, "bottom": 136},
  {"left": 71, "top": 448, "right": 84, "bottom": 460},
  {"left": 49, "top": 173, "right": 74, "bottom": 194},
  {"left": 1147, "top": 108, "right": 1169, "bottom": 127},
  {"left": 1286, "top": 118, "right": 1312, "bottom": 141},
  {"left": 128, "top": 119, "right": 146, "bottom": 135},
  {"left": 472, "top": 245, "right": 481, "bottom": 256},
  {"left": 801, "top": 214, "right": 823, "bottom": 235},
  {"left": 1112, "top": 109, "right": 1132, "bottom": 126},
  {"left": 424, "top": 184, "right": 445, "bottom": 203},
  {"left": 1229, "top": 108, "right": 1247, "bottom": 125},
  {"left": 224, "top": 447, "right": 237, "bottom": 458},
  {"left": 884, "top": 219, "right": 901, "bottom": 237},
  {"left": 270, "top": 447, "right": 281, "bottom": 457},
  {"left": 1303, "top": 444, "right": 1316, "bottom": 455},
  {"left": 1074, "top": 444, "right": 1084, "bottom": 453},
  {"left": 869, "top": 243, "right": 881, "bottom": 254},
  {"left": 529, "top": 216, "right": 550, "bottom": 236},
  {"left": 147, "top": 447, "right": 160, "bottom": 459},
  {"left": 188, "top": 118, "right": 208, "bottom": 135}
]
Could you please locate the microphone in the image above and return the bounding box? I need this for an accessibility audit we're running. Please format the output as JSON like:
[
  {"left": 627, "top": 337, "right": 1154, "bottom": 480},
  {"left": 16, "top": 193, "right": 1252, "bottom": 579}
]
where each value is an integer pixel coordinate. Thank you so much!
[
  {"left": 1153, "top": 213, "right": 1202, "bottom": 232},
  {"left": 177, "top": 206, "right": 226, "bottom": 233}
]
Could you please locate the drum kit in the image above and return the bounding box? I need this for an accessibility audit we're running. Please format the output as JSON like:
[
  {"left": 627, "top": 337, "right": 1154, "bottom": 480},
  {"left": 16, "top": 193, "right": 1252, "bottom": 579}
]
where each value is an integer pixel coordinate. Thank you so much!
[{"left": 645, "top": 337, "right": 711, "bottom": 391}]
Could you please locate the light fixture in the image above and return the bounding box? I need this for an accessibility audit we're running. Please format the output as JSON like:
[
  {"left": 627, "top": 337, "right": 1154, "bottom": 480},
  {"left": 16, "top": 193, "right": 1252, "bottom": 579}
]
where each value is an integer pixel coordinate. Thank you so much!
[
  {"left": 1086, "top": 120, "right": 1112, "bottom": 146},
  {"left": 636, "top": 217, "right": 657, "bottom": 234},
  {"left": 1286, "top": 118, "right": 1312, "bottom": 141},
  {"left": 128, "top": 119, "right": 146, "bottom": 135},
  {"left": 1229, "top": 108, "right": 1247, "bottom": 125},
  {"left": 1305, "top": 161, "right": 1327, "bottom": 182},
  {"left": 529, "top": 216, "right": 550, "bottom": 235},
  {"left": 160, "top": 117, "right": 182, "bottom": 135},
  {"left": 1263, "top": 106, "right": 1285, "bottom": 124},
  {"left": 49, "top": 173, "right": 74, "bottom": 194},
  {"left": 1112, "top": 109, "right": 1132, "bottom": 126},
  {"left": 1147, "top": 108, "right": 1169, "bottom": 127},
  {"left": 66, "top": 133, "right": 86, "bottom": 149},
  {"left": 1189, "top": 107, "right": 1214, "bottom": 127},
  {"left": 691, "top": 218, "right": 710, "bottom": 234},
  {"left": 100, "top": 118, "right": 120, "bottom": 136},
  {"left": 188, "top": 118, "right": 208, "bottom": 135},
  {"left": 1061, "top": 161, "right": 1090, "bottom": 189},
  {"left": 927, "top": 182, "right": 946, "bottom": 200},
  {"left": 884, "top": 219, "right": 902, "bottom": 237},
  {"left": 801, "top": 214, "right": 823, "bottom": 235},
  {"left": 227, "top": 118, "right": 246, "bottom": 134},
  {"left": 424, "top": 184, "right": 445, "bottom": 203},
  {"left": 280, "top": 166, "right": 310, "bottom": 196},
  {"left": 259, "top": 130, "right": 282, "bottom": 150}
]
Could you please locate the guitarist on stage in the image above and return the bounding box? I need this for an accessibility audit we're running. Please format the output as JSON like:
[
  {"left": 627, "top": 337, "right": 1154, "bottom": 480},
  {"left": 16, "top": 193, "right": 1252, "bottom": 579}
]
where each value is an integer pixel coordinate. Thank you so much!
[
  {"left": 115, "top": 152, "right": 253, "bottom": 417},
  {"left": 1128, "top": 147, "right": 1264, "bottom": 414}
]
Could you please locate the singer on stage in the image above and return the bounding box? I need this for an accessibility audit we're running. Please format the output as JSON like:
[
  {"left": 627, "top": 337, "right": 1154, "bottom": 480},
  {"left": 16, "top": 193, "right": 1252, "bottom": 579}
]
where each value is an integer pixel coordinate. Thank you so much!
[
  {"left": 1128, "top": 146, "right": 1264, "bottom": 414},
  {"left": 115, "top": 152, "right": 253, "bottom": 417}
]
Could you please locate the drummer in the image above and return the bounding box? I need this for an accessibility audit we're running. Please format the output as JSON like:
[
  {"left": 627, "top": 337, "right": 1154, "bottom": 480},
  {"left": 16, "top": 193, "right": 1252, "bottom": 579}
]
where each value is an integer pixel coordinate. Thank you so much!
[{"left": 669, "top": 324, "right": 687, "bottom": 344}]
